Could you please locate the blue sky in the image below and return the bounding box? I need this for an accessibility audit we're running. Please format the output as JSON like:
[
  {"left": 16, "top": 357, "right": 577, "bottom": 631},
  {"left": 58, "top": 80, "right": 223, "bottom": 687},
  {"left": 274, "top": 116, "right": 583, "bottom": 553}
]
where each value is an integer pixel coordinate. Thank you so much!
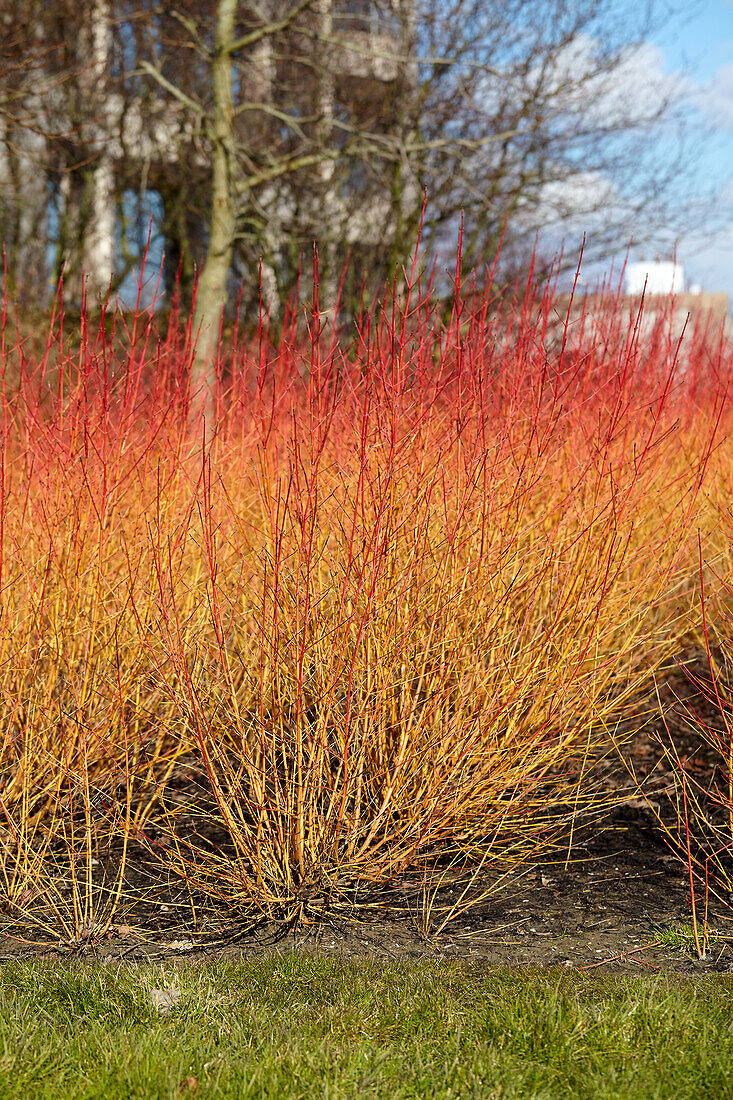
[
  {"left": 657, "top": 0, "right": 732, "bottom": 80},
  {"left": 647, "top": 0, "right": 733, "bottom": 299}
]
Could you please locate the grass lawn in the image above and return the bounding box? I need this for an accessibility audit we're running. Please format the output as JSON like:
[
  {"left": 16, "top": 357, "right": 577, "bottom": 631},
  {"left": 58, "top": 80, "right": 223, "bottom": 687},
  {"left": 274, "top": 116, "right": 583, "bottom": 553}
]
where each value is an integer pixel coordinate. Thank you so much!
[{"left": 1, "top": 955, "right": 732, "bottom": 1099}]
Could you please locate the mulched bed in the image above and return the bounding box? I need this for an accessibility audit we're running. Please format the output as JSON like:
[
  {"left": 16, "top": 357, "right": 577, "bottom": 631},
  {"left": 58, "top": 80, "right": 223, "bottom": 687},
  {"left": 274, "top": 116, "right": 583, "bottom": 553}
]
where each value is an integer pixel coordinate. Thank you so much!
[{"left": 3, "top": 654, "right": 732, "bottom": 974}]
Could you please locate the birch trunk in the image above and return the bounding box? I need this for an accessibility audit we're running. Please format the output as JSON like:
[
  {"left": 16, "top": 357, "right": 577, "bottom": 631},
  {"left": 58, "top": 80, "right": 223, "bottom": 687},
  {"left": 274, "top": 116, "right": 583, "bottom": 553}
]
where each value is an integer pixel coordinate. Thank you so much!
[{"left": 85, "top": 0, "right": 115, "bottom": 300}]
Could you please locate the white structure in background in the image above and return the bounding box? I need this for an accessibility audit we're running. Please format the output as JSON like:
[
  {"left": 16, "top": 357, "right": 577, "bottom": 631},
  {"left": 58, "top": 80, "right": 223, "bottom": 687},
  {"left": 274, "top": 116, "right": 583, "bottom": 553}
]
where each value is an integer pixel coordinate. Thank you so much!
[{"left": 624, "top": 260, "right": 685, "bottom": 297}]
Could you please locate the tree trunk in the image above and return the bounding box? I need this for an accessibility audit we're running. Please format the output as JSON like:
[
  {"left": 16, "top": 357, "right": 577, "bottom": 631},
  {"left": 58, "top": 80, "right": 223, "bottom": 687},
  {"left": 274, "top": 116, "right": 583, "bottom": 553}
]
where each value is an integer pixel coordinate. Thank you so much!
[
  {"left": 85, "top": 0, "right": 115, "bottom": 300},
  {"left": 189, "top": 0, "right": 240, "bottom": 440},
  {"left": 389, "top": 0, "right": 420, "bottom": 273},
  {"left": 86, "top": 153, "right": 116, "bottom": 299}
]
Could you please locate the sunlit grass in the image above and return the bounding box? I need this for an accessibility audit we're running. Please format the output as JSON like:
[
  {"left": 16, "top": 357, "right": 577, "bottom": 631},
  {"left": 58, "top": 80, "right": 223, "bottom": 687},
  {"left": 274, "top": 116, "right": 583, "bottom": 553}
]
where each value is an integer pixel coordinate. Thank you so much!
[{"left": 1, "top": 956, "right": 732, "bottom": 1099}]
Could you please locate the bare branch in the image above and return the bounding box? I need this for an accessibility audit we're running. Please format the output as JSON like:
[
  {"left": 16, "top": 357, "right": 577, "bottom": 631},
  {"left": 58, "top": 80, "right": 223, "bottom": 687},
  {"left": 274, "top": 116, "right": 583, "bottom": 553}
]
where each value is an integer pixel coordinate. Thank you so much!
[
  {"left": 245, "top": 151, "right": 333, "bottom": 188},
  {"left": 138, "top": 59, "right": 205, "bottom": 117},
  {"left": 227, "top": 0, "right": 317, "bottom": 54}
]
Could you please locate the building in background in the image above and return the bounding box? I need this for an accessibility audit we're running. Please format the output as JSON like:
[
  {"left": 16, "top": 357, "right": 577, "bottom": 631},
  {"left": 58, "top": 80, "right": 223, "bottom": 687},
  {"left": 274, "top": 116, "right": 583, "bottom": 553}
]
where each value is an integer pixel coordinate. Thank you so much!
[
  {"left": 622, "top": 258, "right": 730, "bottom": 327},
  {"left": 0, "top": 0, "right": 418, "bottom": 312},
  {"left": 624, "top": 259, "right": 685, "bottom": 297}
]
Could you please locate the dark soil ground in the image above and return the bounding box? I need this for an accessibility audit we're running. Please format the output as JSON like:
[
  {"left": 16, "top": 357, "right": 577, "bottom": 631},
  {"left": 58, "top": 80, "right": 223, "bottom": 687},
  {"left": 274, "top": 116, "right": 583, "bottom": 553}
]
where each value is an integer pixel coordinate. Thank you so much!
[{"left": 3, "top": 656, "right": 733, "bottom": 975}]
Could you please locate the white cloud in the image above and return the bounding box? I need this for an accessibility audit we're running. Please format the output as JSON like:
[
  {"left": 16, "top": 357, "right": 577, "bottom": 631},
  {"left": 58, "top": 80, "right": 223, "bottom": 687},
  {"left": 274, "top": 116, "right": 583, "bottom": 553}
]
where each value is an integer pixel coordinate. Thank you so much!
[
  {"left": 693, "top": 63, "right": 733, "bottom": 130},
  {"left": 530, "top": 37, "right": 686, "bottom": 129},
  {"left": 472, "top": 36, "right": 685, "bottom": 132},
  {"left": 528, "top": 40, "right": 733, "bottom": 294},
  {"left": 525, "top": 171, "right": 618, "bottom": 233},
  {"left": 461, "top": 26, "right": 733, "bottom": 298}
]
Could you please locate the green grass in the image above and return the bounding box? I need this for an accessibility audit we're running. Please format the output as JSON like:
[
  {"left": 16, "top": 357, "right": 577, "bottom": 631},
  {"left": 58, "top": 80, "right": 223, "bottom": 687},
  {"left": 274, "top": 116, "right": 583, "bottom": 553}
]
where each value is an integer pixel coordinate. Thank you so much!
[
  {"left": 1, "top": 955, "right": 732, "bottom": 1099},
  {"left": 652, "top": 925, "right": 722, "bottom": 955}
]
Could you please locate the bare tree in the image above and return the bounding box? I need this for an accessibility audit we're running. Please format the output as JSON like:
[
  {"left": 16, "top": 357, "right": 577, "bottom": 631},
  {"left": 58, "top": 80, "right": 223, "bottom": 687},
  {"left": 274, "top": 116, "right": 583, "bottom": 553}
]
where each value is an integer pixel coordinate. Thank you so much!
[
  {"left": 0, "top": 0, "right": 705, "bottom": 351},
  {"left": 133, "top": 0, "right": 424, "bottom": 429},
  {"left": 218, "top": 0, "right": 697, "bottom": 306},
  {"left": 404, "top": 0, "right": 699, "bottom": 278}
]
